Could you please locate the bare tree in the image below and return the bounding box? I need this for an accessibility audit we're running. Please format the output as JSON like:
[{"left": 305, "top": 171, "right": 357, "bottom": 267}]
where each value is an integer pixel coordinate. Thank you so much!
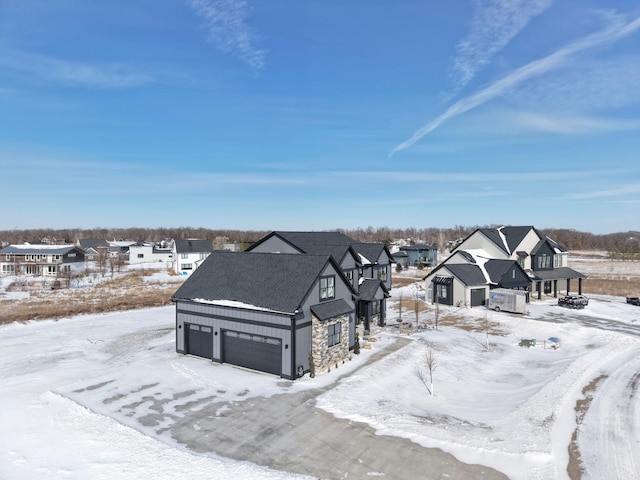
[
  {"left": 413, "top": 288, "right": 421, "bottom": 328},
  {"left": 424, "top": 341, "right": 438, "bottom": 396},
  {"left": 415, "top": 340, "right": 439, "bottom": 396},
  {"left": 434, "top": 294, "right": 440, "bottom": 331},
  {"left": 397, "top": 292, "right": 403, "bottom": 322}
]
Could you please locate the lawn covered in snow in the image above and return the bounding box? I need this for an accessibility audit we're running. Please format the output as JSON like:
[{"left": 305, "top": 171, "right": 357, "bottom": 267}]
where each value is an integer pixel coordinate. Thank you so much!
[{"left": 1, "top": 275, "right": 639, "bottom": 479}]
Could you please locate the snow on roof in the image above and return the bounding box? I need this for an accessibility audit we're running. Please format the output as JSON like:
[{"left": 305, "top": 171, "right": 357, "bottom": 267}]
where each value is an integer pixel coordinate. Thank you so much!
[
  {"left": 496, "top": 226, "right": 510, "bottom": 254},
  {"left": 358, "top": 253, "right": 371, "bottom": 265},
  {"left": 459, "top": 248, "right": 494, "bottom": 284},
  {"left": 192, "top": 298, "right": 292, "bottom": 315}
]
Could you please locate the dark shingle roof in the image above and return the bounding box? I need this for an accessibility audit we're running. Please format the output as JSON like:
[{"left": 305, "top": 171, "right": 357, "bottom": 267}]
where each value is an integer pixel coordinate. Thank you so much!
[
  {"left": 172, "top": 252, "right": 339, "bottom": 313},
  {"left": 271, "top": 231, "right": 354, "bottom": 247},
  {"left": 358, "top": 278, "right": 389, "bottom": 301},
  {"left": 528, "top": 267, "right": 586, "bottom": 281},
  {"left": 351, "top": 242, "right": 388, "bottom": 264},
  {"left": 295, "top": 243, "right": 359, "bottom": 266},
  {"left": 77, "top": 239, "right": 110, "bottom": 250},
  {"left": 174, "top": 239, "right": 214, "bottom": 254},
  {"left": 444, "top": 264, "right": 488, "bottom": 286},
  {"left": 485, "top": 259, "right": 530, "bottom": 288},
  {"left": 310, "top": 299, "right": 353, "bottom": 321}
]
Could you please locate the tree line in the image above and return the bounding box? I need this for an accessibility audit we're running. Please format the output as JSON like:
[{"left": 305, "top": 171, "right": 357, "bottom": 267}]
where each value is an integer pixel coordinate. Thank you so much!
[{"left": 0, "top": 225, "right": 638, "bottom": 254}]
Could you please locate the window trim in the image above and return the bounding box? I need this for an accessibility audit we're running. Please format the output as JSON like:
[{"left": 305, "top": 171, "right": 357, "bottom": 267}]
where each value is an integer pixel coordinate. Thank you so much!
[
  {"left": 328, "top": 322, "right": 341, "bottom": 347},
  {"left": 319, "top": 275, "right": 335, "bottom": 301}
]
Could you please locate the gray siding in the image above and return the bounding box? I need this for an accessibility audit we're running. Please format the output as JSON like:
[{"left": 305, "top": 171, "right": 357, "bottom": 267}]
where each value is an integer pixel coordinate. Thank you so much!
[
  {"left": 250, "top": 237, "right": 301, "bottom": 254},
  {"left": 176, "top": 300, "right": 294, "bottom": 377}
]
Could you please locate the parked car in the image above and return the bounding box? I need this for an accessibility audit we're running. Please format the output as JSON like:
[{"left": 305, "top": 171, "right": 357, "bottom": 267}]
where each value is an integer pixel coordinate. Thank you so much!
[
  {"left": 627, "top": 296, "right": 640, "bottom": 306},
  {"left": 558, "top": 295, "right": 589, "bottom": 309}
]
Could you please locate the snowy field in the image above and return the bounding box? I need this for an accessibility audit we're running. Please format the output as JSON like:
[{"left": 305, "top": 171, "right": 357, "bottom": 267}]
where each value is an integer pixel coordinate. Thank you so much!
[{"left": 1, "top": 263, "right": 640, "bottom": 479}]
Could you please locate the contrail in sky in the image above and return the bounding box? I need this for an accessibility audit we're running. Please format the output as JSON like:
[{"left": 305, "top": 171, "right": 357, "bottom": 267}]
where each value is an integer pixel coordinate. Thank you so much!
[{"left": 390, "top": 13, "right": 640, "bottom": 156}]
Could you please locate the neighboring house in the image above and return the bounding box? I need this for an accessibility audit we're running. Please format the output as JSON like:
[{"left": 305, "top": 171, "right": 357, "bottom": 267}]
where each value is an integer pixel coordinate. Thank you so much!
[
  {"left": 391, "top": 250, "right": 409, "bottom": 268},
  {"left": 424, "top": 226, "right": 586, "bottom": 307},
  {"left": 398, "top": 243, "right": 438, "bottom": 268},
  {"left": 108, "top": 240, "right": 136, "bottom": 260},
  {"left": 173, "top": 239, "right": 214, "bottom": 276},
  {"left": 128, "top": 241, "right": 174, "bottom": 265},
  {"left": 247, "top": 231, "right": 393, "bottom": 332},
  {"left": 0, "top": 244, "right": 85, "bottom": 277},
  {"left": 172, "top": 251, "right": 357, "bottom": 379},
  {"left": 76, "top": 239, "right": 110, "bottom": 261}
]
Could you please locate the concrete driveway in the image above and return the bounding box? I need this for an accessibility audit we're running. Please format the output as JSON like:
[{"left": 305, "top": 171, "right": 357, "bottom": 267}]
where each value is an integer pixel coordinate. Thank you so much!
[{"left": 171, "top": 338, "right": 508, "bottom": 480}]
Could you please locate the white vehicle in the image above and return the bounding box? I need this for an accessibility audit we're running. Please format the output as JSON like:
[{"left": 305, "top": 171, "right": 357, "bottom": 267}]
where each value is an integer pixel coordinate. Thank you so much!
[{"left": 487, "top": 288, "right": 528, "bottom": 314}]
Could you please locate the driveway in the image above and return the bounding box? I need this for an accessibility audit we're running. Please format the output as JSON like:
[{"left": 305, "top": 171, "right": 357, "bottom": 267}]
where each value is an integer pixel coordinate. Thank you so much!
[{"left": 171, "top": 337, "right": 508, "bottom": 480}]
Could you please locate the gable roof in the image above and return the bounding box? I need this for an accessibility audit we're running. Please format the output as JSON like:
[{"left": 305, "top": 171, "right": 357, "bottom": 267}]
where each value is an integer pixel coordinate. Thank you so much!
[
  {"left": 444, "top": 264, "right": 488, "bottom": 286},
  {"left": 358, "top": 278, "right": 390, "bottom": 301},
  {"left": 351, "top": 242, "right": 393, "bottom": 265},
  {"left": 455, "top": 226, "right": 538, "bottom": 256},
  {"left": 172, "top": 252, "right": 353, "bottom": 314},
  {"left": 174, "top": 239, "right": 214, "bottom": 254},
  {"left": 310, "top": 299, "right": 354, "bottom": 321},
  {"left": 77, "top": 239, "right": 110, "bottom": 251},
  {"left": 248, "top": 231, "right": 355, "bottom": 252}
]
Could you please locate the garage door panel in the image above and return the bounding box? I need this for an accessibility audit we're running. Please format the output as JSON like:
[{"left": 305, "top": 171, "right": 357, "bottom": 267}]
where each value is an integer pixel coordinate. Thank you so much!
[
  {"left": 470, "top": 288, "right": 485, "bottom": 307},
  {"left": 186, "top": 323, "right": 213, "bottom": 359},
  {"left": 223, "top": 331, "right": 281, "bottom": 376}
]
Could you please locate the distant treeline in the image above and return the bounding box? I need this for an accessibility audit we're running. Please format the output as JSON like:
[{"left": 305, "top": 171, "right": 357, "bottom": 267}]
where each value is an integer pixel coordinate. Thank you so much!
[{"left": 0, "top": 225, "right": 638, "bottom": 255}]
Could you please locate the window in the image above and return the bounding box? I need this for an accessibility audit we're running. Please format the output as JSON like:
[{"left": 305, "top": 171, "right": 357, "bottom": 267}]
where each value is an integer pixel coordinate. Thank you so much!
[
  {"left": 320, "top": 276, "right": 335, "bottom": 300},
  {"left": 5, "top": 254, "right": 10, "bottom": 261},
  {"left": 181, "top": 263, "right": 193, "bottom": 270},
  {"left": 553, "top": 255, "right": 563, "bottom": 268},
  {"left": 436, "top": 284, "right": 448, "bottom": 300},
  {"left": 344, "top": 270, "right": 354, "bottom": 286},
  {"left": 47, "top": 265, "right": 57, "bottom": 275},
  {"left": 137, "top": 253, "right": 144, "bottom": 259},
  {"left": 2, "top": 264, "right": 15, "bottom": 274},
  {"left": 378, "top": 266, "right": 388, "bottom": 282},
  {"left": 181, "top": 253, "right": 188, "bottom": 259},
  {"left": 537, "top": 254, "right": 551, "bottom": 270},
  {"left": 328, "top": 322, "right": 341, "bottom": 347},
  {"left": 68, "top": 253, "right": 76, "bottom": 258},
  {"left": 54, "top": 255, "right": 60, "bottom": 261}
]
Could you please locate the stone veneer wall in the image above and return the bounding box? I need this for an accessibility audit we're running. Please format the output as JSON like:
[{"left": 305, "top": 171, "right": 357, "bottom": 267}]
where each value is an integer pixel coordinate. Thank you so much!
[{"left": 311, "top": 313, "right": 349, "bottom": 373}]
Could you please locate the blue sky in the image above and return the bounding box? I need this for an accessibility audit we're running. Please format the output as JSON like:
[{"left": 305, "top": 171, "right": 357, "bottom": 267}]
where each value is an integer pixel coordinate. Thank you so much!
[{"left": 1, "top": 0, "right": 639, "bottom": 234}]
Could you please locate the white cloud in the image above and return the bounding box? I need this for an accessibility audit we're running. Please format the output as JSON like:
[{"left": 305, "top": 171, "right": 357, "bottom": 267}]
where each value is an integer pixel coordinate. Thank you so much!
[
  {"left": 448, "top": 0, "right": 552, "bottom": 95},
  {"left": 188, "top": 0, "right": 266, "bottom": 70},
  {"left": 391, "top": 12, "right": 640, "bottom": 155},
  {"left": 564, "top": 183, "right": 640, "bottom": 200},
  {"left": 0, "top": 50, "right": 151, "bottom": 88},
  {"left": 512, "top": 111, "right": 640, "bottom": 134}
]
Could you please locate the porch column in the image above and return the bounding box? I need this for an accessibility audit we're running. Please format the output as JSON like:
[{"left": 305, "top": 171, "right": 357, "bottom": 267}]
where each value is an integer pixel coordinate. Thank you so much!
[
  {"left": 567, "top": 279, "right": 571, "bottom": 295},
  {"left": 537, "top": 281, "right": 542, "bottom": 300},
  {"left": 553, "top": 280, "right": 558, "bottom": 298},
  {"left": 578, "top": 278, "right": 583, "bottom": 295}
]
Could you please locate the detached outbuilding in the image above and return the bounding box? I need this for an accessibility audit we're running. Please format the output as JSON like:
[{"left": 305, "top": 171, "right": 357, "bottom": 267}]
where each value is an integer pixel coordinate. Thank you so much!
[{"left": 171, "top": 251, "right": 357, "bottom": 379}]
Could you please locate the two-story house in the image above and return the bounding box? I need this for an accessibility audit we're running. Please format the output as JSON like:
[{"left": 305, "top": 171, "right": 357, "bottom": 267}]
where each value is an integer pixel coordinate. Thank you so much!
[
  {"left": 173, "top": 239, "right": 215, "bottom": 276},
  {"left": 246, "top": 231, "right": 393, "bottom": 333},
  {"left": 397, "top": 243, "right": 438, "bottom": 268},
  {"left": 424, "top": 226, "right": 586, "bottom": 307},
  {"left": 0, "top": 244, "right": 85, "bottom": 277},
  {"left": 172, "top": 251, "right": 356, "bottom": 379}
]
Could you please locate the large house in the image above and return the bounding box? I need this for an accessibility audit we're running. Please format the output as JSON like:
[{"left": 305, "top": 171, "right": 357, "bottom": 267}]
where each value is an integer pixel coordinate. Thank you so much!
[
  {"left": 246, "top": 231, "right": 393, "bottom": 332},
  {"left": 394, "top": 243, "right": 438, "bottom": 268},
  {"left": 173, "top": 239, "right": 215, "bottom": 276},
  {"left": 0, "top": 244, "right": 85, "bottom": 277},
  {"left": 172, "top": 251, "right": 356, "bottom": 379},
  {"left": 424, "top": 226, "right": 586, "bottom": 307}
]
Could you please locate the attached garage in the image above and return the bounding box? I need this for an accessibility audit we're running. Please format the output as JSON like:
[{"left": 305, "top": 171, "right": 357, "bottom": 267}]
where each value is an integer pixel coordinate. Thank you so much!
[
  {"left": 186, "top": 323, "right": 213, "bottom": 359},
  {"left": 222, "top": 331, "right": 282, "bottom": 376}
]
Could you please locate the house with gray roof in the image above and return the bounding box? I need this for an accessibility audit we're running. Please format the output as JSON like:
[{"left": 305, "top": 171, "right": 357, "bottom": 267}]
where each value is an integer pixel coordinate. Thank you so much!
[
  {"left": 172, "top": 251, "right": 356, "bottom": 379},
  {"left": 173, "top": 239, "right": 215, "bottom": 276},
  {"left": 0, "top": 244, "right": 85, "bottom": 277},
  {"left": 424, "top": 226, "right": 586, "bottom": 307},
  {"left": 397, "top": 243, "right": 438, "bottom": 268},
  {"left": 247, "top": 231, "right": 393, "bottom": 332}
]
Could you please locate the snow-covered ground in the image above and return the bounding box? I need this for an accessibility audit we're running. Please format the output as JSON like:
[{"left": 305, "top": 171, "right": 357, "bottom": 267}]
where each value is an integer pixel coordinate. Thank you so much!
[{"left": 1, "top": 263, "right": 639, "bottom": 479}]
